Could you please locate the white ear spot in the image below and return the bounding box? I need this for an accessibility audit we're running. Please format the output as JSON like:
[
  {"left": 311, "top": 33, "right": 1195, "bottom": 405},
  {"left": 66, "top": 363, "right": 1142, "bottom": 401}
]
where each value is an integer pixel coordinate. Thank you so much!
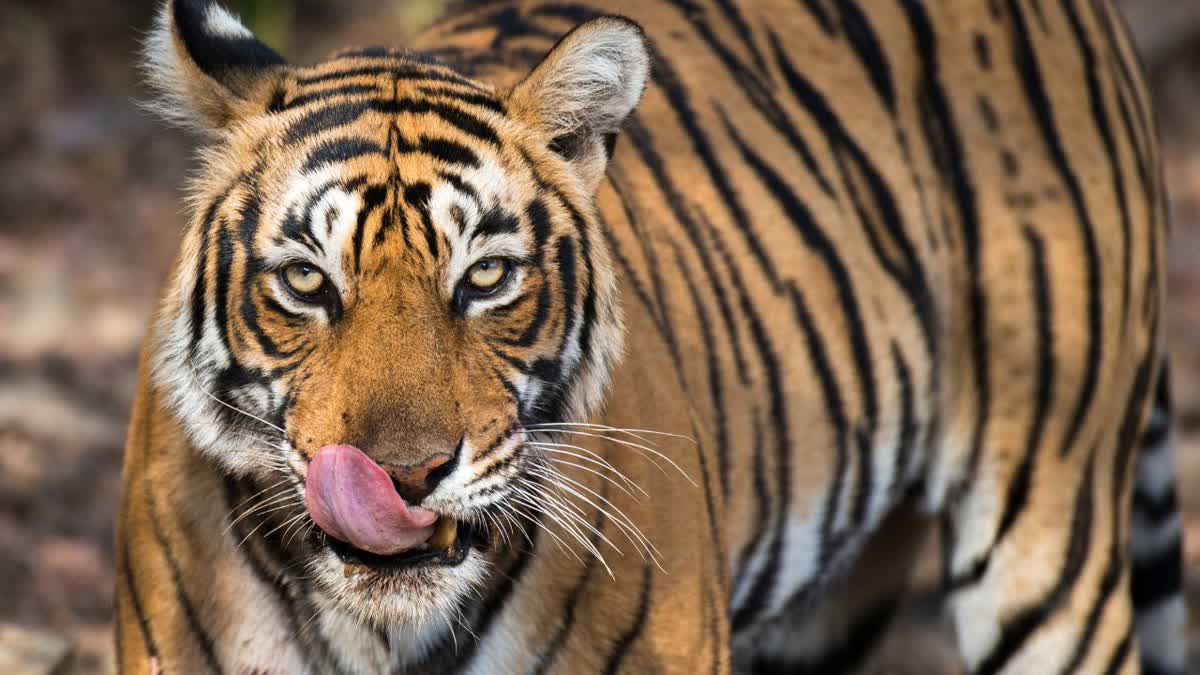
[{"left": 204, "top": 4, "right": 253, "bottom": 39}]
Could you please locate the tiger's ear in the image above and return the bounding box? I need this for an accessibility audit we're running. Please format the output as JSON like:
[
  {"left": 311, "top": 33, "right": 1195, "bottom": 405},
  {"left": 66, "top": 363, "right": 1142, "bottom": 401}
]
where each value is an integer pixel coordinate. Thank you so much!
[
  {"left": 142, "top": 0, "right": 289, "bottom": 134},
  {"left": 506, "top": 16, "right": 650, "bottom": 191}
]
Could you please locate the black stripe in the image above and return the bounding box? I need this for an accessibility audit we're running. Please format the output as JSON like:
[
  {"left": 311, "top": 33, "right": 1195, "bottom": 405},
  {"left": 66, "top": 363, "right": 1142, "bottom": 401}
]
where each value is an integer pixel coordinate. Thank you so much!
[
  {"left": 599, "top": 215, "right": 680, "bottom": 371},
  {"left": 301, "top": 137, "right": 384, "bottom": 173},
  {"left": 606, "top": 173, "right": 686, "bottom": 372},
  {"left": 556, "top": 236, "right": 579, "bottom": 343},
  {"left": 663, "top": 202, "right": 774, "bottom": 629},
  {"left": 672, "top": 239, "right": 732, "bottom": 497},
  {"left": 213, "top": 225, "right": 238, "bottom": 356},
  {"left": 635, "top": 35, "right": 783, "bottom": 288},
  {"left": 417, "top": 136, "right": 480, "bottom": 167},
  {"left": 294, "top": 64, "right": 481, "bottom": 89},
  {"left": 801, "top": 0, "right": 836, "bottom": 34},
  {"left": 1005, "top": 0, "right": 1104, "bottom": 460},
  {"left": 284, "top": 99, "right": 498, "bottom": 146},
  {"left": 974, "top": 32, "right": 993, "bottom": 70},
  {"left": 601, "top": 563, "right": 653, "bottom": 675},
  {"left": 660, "top": 1, "right": 835, "bottom": 199},
  {"left": 849, "top": 426, "right": 874, "bottom": 528},
  {"left": 280, "top": 84, "right": 380, "bottom": 112},
  {"left": 119, "top": 537, "right": 161, "bottom": 665},
  {"left": 1061, "top": 0, "right": 1133, "bottom": 341},
  {"left": 1100, "top": 628, "right": 1133, "bottom": 675},
  {"left": 733, "top": 406, "right": 769, "bottom": 596},
  {"left": 787, "top": 284, "right": 850, "bottom": 564},
  {"left": 1132, "top": 485, "right": 1179, "bottom": 524},
  {"left": 711, "top": 0, "right": 768, "bottom": 73},
  {"left": 1094, "top": 6, "right": 1156, "bottom": 207},
  {"left": 994, "top": 227, "right": 1056, "bottom": 544},
  {"left": 353, "top": 184, "right": 389, "bottom": 270},
  {"left": 719, "top": 273, "right": 791, "bottom": 631},
  {"left": 470, "top": 207, "right": 521, "bottom": 243},
  {"left": 614, "top": 147, "right": 746, "bottom": 385},
  {"left": 526, "top": 197, "right": 553, "bottom": 251},
  {"left": 1131, "top": 538, "right": 1184, "bottom": 609},
  {"left": 721, "top": 109, "right": 878, "bottom": 434},
  {"left": 145, "top": 492, "right": 224, "bottom": 674},
  {"left": 514, "top": 152, "right": 600, "bottom": 426},
  {"left": 189, "top": 195, "right": 220, "bottom": 358},
  {"left": 529, "top": 483, "right": 608, "bottom": 675},
  {"left": 835, "top": 0, "right": 896, "bottom": 114},
  {"left": 443, "top": 519, "right": 542, "bottom": 671},
  {"left": 1057, "top": 532, "right": 1124, "bottom": 675},
  {"left": 891, "top": 343, "right": 919, "bottom": 484},
  {"left": 220, "top": 479, "right": 340, "bottom": 672},
  {"left": 899, "top": 0, "right": 990, "bottom": 507},
  {"left": 240, "top": 275, "right": 297, "bottom": 359},
  {"left": 438, "top": 171, "right": 480, "bottom": 204},
  {"left": 414, "top": 85, "right": 505, "bottom": 113},
  {"left": 975, "top": 452, "right": 1096, "bottom": 675},
  {"left": 502, "top": 282, "right": 552, "bottom": 348}
]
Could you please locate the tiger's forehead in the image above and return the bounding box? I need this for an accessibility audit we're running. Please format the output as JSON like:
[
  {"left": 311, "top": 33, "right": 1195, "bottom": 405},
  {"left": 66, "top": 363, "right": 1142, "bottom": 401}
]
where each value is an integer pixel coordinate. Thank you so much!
[
  {"left": 238, "top": 50, "right": 540, "bottom": 256},
  {"left": 281, "top": 48, "right": 499, "bottom": 107}
]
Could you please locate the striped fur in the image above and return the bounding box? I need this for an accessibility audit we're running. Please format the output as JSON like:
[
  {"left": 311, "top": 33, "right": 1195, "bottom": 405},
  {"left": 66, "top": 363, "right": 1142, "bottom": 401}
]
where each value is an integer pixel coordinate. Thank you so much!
[{"left": 116, "top": 0, "right": 1184, "bottom": 673}]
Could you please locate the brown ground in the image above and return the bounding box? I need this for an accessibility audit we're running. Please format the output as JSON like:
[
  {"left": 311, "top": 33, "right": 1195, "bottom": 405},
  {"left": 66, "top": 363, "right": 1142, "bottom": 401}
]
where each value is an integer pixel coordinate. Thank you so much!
[{"left": 0, "top": 1, "right": 1195, "bottom": 673}]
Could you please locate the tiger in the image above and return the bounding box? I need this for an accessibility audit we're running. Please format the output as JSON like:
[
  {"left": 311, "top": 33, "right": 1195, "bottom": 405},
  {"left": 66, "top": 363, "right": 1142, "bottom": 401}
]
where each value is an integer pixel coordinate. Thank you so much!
[{"left": 114, "top": 0, "right": 1187, "bottom": 672}]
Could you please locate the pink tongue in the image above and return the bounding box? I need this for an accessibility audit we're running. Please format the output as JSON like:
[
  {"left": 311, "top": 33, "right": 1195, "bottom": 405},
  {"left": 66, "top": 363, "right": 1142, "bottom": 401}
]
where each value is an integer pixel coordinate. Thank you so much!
[{"left": 305, "top": 444, "right": 438, "bottom": 555}]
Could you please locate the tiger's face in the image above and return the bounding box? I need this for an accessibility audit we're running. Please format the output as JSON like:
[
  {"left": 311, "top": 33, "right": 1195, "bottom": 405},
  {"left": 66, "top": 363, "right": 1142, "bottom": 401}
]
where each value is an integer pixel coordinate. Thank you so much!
[{"left": 144, "top": 0, "right": 648, "bottom": 632}]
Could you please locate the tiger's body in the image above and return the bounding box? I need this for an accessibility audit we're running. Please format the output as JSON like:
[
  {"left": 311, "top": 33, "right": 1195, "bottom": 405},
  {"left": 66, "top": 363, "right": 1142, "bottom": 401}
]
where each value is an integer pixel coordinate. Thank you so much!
[{"left": 116, "top": 0, "right": 1186, "bottom": 673}]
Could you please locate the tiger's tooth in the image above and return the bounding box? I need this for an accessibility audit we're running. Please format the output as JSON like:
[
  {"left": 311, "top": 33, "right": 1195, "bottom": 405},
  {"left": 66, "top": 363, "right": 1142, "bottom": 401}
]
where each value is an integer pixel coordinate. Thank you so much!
[{"left": 428, "top": 518, "right": 457, "bottom": 551}]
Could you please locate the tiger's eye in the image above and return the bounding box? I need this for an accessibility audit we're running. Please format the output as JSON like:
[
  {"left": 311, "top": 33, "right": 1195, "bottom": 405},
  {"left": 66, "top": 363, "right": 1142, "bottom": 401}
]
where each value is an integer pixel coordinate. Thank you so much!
[
  {"left": 283, "top": 263, "right": 325, "bottom": 296},
  {"left": 467, "top": 259, "right": 508, "bottom": 291}
]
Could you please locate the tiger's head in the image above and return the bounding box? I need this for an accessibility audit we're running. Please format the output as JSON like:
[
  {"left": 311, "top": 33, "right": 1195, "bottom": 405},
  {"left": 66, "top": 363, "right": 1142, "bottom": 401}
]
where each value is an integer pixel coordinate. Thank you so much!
[{"left": 143, "top": 0, "right": 648, "bottom": 635}]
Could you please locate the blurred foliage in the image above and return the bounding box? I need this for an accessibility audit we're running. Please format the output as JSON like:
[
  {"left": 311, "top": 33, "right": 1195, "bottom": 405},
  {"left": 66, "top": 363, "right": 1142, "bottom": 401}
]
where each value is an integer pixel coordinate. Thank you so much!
[{"left": 235, "top": 0, "right": 297, "bottom": 54}]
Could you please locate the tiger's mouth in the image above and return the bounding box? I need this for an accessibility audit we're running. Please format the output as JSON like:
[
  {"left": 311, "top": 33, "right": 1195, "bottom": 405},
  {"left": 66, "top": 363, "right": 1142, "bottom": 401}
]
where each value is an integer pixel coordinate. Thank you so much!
[{"left": 326, "top": 516, "right": 490, "bottom": 574}]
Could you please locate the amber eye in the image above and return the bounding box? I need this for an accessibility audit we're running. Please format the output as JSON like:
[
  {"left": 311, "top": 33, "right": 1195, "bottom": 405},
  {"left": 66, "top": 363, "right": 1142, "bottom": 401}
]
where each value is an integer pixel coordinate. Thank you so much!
[
  {"left": 282, "top": 263, "right": 326, "bottom": 297},
  {"left": 466, "top": 258, "right": 509, "bottom": 293}
]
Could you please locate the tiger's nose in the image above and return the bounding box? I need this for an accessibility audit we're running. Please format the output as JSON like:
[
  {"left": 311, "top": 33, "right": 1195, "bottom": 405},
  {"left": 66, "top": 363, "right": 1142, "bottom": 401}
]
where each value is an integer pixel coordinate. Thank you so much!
[{"left": 384, "top": 452, "right": 456, "bottom": 504}]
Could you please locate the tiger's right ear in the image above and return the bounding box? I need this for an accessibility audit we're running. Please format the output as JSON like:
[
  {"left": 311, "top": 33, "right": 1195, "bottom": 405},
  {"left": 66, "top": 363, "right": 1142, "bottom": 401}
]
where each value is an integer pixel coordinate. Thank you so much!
[{"left": 142, "top": 0, "right": 290, "bottom": 134}]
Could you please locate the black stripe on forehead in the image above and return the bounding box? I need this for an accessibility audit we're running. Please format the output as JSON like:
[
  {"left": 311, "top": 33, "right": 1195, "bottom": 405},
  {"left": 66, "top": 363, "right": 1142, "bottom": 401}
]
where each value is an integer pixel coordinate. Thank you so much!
[
  {"left": 284, "top": 98, "right": 500, "bottom": 146},
  {"left": 279, "top": 84, "right": 380, "bottom": 112},
  {"left": 301, "top": 137, "right": 385, "bottom": 173},
  {"left": 469, "top": 207, "right": 521, "bottom": 243},
  {"left": 438, "top": 171, "right": 480, "bottom": 204},
  {"left": 294, "top": 63, "right": 484, "bottom": 90},
  {"left": 277, "top": 176, "right": 367, "bottom": 253}
]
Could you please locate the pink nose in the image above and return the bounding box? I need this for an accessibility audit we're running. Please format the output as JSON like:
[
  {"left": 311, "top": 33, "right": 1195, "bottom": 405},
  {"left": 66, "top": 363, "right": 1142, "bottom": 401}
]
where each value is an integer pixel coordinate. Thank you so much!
[{"left": 384, "top": 453, "right": 455, "bottom": 503}]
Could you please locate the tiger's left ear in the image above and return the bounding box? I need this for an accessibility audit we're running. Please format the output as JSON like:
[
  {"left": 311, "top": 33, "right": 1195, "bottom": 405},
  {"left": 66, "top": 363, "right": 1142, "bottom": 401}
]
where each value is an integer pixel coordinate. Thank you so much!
[
  {"left": 506, "top": 16, "right": 650, "bottom": 192},
  {"left": 142, "top": 0, "right": 290, "bottom": 134}
]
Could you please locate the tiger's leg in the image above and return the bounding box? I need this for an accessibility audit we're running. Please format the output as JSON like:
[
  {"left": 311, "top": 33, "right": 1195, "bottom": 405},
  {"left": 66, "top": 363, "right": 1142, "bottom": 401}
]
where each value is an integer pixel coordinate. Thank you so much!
[
  {"left": 940, "top": 350, "right": 1161, "bottom": 675},
  {"left": 1129, "top": 365, "right": 1187, "bottom": 675},
  {"left": 739, "top": 499, "right": 937, "bottom": 674}
]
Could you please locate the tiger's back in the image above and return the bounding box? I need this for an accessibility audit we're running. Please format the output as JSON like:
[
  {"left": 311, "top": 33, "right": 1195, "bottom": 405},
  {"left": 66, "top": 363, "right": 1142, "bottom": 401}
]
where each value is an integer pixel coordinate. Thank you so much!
[{"left": 117, "top": 1, "right": 1183, "bottom": 673}]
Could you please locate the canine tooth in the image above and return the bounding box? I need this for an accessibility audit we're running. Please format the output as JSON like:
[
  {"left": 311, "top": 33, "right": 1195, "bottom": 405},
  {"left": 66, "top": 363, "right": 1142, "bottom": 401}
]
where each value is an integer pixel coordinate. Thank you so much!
[{"left": 428, "top": 518, "right": 457, "bottom": 551}]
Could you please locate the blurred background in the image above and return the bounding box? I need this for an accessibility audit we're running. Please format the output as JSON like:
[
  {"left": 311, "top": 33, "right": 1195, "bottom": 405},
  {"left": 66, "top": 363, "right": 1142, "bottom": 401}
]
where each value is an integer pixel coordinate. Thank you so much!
[{"left": 0, "top": 1, "right": 1196, "bottom": 673}]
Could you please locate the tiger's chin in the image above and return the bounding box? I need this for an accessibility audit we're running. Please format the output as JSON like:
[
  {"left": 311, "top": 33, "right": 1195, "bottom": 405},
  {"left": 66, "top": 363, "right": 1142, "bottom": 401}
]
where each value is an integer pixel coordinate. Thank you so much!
[{"left": 305, "top": 520, "right": 495, "bottom": 629}]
